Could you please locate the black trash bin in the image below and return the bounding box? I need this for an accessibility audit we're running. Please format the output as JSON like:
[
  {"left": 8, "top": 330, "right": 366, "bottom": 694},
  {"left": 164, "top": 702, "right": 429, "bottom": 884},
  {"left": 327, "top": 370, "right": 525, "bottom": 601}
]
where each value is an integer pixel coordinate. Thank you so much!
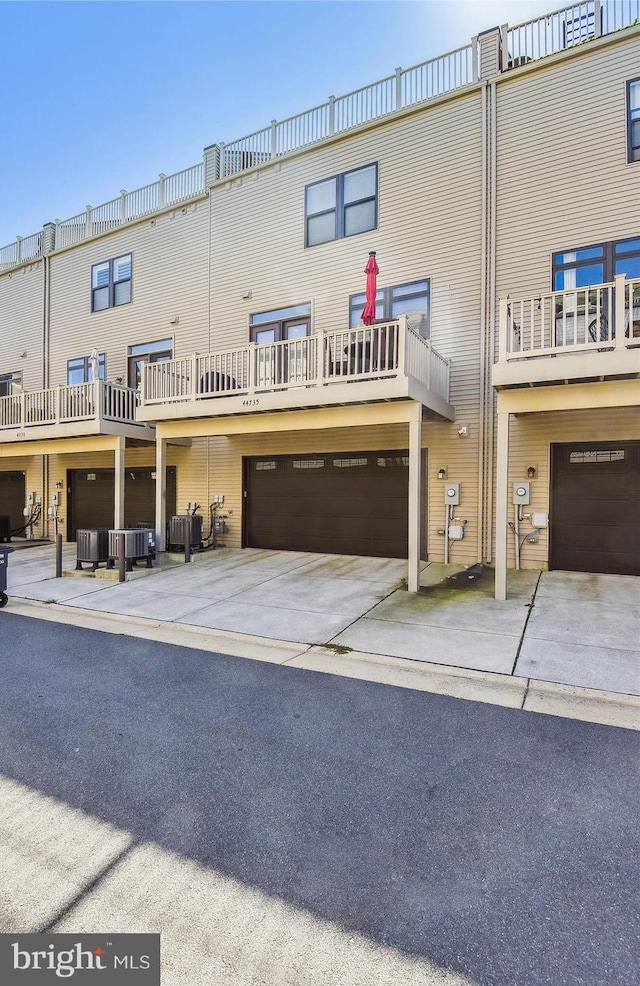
[{"left": 0, "top": 545, "right": 15, "bottom": 608}]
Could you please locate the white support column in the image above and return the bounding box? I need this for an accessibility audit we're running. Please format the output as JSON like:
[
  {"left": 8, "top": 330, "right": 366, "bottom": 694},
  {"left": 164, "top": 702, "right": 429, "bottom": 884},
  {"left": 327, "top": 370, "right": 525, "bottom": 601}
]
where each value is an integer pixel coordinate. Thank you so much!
[
  {"left": 408, "top": 404, "right": 422, "bottom": 593},
  {"left": 155, "top": 437, "right": 167, "bottom": 553},
  {"left": 494, "top": 411, "right": 509, "bottom": 600},
  {"left": 114, "top": 436, "right": 125, "bottom": 530}
]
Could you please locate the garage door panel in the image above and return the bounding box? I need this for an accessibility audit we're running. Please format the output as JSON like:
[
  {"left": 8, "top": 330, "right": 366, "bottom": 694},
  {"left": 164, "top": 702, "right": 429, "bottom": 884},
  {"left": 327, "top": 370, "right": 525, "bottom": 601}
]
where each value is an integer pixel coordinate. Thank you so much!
[
  {"left": 245, "top": 450, "right": 415, "bottom": 559},
  {"left": 287, "top": 515, "right": 327, "bottom": 537},
  {"left": 69, "top": 467, "right": 176, "bottom": 541},
  {"left": 568, "top": 500, "right": 635, "bottom": 525},
  {"left": 325, "top": 516, "right": 372, "bottom": 539},
  {"left": 0, "top": 472, "right": 26, "bottom": 534},
  {"left": 561, "top": 524, "right": 633, "bottom": 550},
  {"left": 551, "top": 442, "right": 640, "bottom": 575}
]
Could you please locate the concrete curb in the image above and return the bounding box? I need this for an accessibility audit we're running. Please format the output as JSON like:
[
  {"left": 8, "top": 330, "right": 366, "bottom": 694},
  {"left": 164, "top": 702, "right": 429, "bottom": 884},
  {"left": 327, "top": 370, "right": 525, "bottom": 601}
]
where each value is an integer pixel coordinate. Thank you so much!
[{"left": 5, "top": 597, "right": 639, "bottom": 732}]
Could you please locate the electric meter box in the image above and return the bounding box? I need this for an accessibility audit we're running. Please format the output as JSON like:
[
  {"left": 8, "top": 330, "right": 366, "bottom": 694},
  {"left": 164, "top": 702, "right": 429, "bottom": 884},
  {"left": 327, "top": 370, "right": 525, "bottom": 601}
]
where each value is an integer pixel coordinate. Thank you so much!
[
  {"left": 513, "top": 482, "right": 531, "bottom": 505},
  {"left": 444, "top": 483, "right": 460, "bottom": 505}
]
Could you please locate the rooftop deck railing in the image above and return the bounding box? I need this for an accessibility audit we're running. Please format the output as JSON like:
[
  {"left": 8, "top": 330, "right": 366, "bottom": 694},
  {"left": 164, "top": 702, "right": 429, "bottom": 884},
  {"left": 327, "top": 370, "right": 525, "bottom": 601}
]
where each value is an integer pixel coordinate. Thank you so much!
[
  {"left": 506, "top": 1, "right": 639, "bottom": 64},
  {"left": 140, "top": 317, "right": 451, "bottom": 408},
  {"left": 0, "top": 381, "right": 141, "bottom": 432},
  {"left": 498, "top": 275, "right": 640, "bottom": 361},
  {"left": 2, "top": 2, "right": 639, "bottom": 269},
  {"left": 216, "top": 44, "right": 475, "bottom": 178}
]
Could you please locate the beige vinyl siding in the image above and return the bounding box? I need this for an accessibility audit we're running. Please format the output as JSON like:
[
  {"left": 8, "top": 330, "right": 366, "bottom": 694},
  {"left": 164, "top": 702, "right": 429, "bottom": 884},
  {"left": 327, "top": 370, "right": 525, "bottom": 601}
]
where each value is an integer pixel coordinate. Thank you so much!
[
  {"left": 48, "top": 202, "right": 209, "bottom": 388},
  {"left": 494, "top": 406, "right": 640, "bottom": 569},
  {"left": 492, "top": 32, "right": 640, "bottom": 571},
  {"left": 495, "top": 33, "right": 640, "bottom": 302},
  {"left": 0, "top": 456, "right": 45, "bottom": 537},
  {"left": 204, "top": 90, "right": 485, "bottom": 563},
  {"left": 0, "top": 262, "right": 44, "bottom": 391}
]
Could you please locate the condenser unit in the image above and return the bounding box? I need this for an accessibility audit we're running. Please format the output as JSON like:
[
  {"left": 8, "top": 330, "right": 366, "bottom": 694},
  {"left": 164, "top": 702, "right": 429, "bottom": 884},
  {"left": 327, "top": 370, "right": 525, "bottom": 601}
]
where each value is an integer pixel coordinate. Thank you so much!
[
  {"left": 169, "top": 514, "right": 203, "bottom": 551},
  {"left": 76, "top": 528, "right": 110, "bottom": 571},
  {"left": 0, "top": 516, "right": 11, "bottom": 542},
  {"left": 108, "top": 528, "right": 154, "bottom": 571}
]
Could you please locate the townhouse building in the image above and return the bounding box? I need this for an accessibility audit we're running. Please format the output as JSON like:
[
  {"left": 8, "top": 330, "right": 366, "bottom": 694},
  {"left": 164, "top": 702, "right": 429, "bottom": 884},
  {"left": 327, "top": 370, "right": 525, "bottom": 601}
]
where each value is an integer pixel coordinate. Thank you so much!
[{"left": 1, "top": 1, "right": 639, "bottom": 599}]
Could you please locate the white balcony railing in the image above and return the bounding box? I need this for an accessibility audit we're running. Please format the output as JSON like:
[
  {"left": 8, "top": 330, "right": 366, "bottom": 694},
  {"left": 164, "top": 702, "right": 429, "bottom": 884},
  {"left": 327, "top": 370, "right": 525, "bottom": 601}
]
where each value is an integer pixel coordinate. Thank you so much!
[
  {"left": 498, "top": 275, "right": 640, "bottom": 361},
  {"left": 0, "top": 381, "right": 141, "bottom": 432},
  {"left": 140, "top": 318, "right": 450, "bottom": 408}
]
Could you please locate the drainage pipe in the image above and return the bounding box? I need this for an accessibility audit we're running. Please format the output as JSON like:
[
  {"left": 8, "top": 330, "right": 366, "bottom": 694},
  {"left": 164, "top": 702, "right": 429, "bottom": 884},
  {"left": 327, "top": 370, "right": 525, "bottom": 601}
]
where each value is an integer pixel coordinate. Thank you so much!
[{"left": 444, "top": 502, "right": 451, "bottom": 565}]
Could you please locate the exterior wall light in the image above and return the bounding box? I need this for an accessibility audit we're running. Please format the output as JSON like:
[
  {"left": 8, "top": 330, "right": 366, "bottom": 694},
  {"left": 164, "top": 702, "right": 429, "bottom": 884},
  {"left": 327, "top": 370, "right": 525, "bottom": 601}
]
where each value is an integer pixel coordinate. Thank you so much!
[{"left": 437, "top": 467, "right": 447, "bottom": 480}]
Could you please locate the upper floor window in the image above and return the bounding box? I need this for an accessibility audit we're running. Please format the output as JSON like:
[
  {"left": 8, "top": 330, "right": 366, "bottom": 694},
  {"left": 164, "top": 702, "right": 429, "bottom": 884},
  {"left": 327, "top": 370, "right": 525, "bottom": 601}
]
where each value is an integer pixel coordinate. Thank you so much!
[
  {"left": 0, "top": 371, "right": 22, "bottom": 397},
  {"left": 553, "top": 237, "right": 640, "bottom": 289},
  {"left": 91, "top": 254, "right": 132, "bottom": 312},
  {"left": 128, "top": 338, "right": 172, "bottom": 389},
  {"left": 349, "top": 278, "right": 430, "bottom": 337},
  {"left": 67, "top": 353, "right": 106, "bottom": 385},
  {"left": 250, "top": 303, "right": 311, "bottom": 343},
  {"left": 628, "top": 78, "right": 640, "bottom": 163},
  {"left": 305, "top": 164, "right": 377, "bottom": 247}
]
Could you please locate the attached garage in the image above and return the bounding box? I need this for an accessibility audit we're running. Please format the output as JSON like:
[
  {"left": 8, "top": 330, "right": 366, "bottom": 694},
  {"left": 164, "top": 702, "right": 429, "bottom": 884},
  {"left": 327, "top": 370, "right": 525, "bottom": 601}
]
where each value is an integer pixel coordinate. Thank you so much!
[
  {"left": 244, "top": 450, "right": 426, "bottom": 559},
  {"left": 67, "top": 466, "right": 177, "bottom": 540},
  {"left": 550, "top": 442, "right": 640, "bottom": 575},
  {"left": 0, "top": 471, "right": 26, "bottom": 535}
]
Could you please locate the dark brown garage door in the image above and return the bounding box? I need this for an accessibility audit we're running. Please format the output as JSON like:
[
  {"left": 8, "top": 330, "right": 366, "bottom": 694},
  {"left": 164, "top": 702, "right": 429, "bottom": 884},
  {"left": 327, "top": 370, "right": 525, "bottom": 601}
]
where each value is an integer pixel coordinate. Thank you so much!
[
  {"left": 0, "top": 471, "right": 26, "bottom": 535},
  {"left": 68, "top": 467, "right": 177, "bottom": 541},
  {"left": 550, "top": 442, "right": 640, "bottom": 575},
  {"left": 245, "top": 450, "right": 425, "bottom": 559}
]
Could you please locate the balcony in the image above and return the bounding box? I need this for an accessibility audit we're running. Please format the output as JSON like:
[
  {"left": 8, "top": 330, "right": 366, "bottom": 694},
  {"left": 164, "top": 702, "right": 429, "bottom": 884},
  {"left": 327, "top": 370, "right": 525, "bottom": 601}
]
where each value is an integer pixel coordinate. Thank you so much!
[
  {"left": 492, "top": 275, "right": 640, "bottom": 389},
  {"left": 0, "top": 380, "right": 155, "bottom": 444},
  {"left": 137, "top": 317, "right": 454, "bottom": 423}
]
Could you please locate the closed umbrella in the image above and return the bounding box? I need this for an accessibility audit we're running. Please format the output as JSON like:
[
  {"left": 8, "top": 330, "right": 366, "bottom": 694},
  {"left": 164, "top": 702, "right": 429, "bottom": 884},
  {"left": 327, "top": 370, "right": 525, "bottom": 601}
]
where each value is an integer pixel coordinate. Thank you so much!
[
  {"left": 89, "top": 349, "right": 100, "bottom": 382},
  {"left": 361, "top": 251, "right": 379, "bottom": 325}
]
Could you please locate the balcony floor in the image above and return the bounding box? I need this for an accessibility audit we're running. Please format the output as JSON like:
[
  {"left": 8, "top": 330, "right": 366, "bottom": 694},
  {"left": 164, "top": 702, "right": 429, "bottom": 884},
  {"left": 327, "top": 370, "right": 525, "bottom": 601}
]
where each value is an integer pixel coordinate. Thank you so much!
[
  {"left": 138, "top": 375, "right": 455, "bottom": 425},
  {"left": 0, "top": 418, "right": 156, "bottom": 446}
]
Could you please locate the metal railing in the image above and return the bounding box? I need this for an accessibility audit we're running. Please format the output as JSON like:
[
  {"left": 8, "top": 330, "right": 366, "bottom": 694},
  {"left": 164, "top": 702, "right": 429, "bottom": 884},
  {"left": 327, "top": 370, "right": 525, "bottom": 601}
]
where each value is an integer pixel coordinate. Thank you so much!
[
  {"left": 140, "top": 317, "right": 451, "bottom": 407},
  {"left": 0, "top": 381, "right": 140, "bottom": 431},
  {"left": 498, "top": 275, "right": 640, "bottom": 360}
]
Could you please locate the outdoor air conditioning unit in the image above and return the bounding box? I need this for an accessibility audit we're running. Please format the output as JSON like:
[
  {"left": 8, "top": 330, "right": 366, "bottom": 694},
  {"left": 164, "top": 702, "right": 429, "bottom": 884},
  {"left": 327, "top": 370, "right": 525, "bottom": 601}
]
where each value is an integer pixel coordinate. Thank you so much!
[
  {"left": 507, "top": 55, "right": 533, "bottom": 69},
  {"left": 76, "top": 528, "right": 110, "bottom": 571},
  {"left": 0, "top": 516, "right": 11, "bottom": 542},
  {"left": 169, "top": 514, "right": 203, "bottom": 551},
  {"left": 108, "top": 528, "right": 154, "bottom": 571}
]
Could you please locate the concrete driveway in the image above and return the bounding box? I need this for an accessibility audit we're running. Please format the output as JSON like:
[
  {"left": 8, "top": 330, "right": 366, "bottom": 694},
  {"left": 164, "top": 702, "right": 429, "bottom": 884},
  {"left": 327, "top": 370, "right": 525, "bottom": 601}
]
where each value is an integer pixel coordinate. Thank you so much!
[{"left": 5, "top": 543, "right": 640, "bottom": 699}]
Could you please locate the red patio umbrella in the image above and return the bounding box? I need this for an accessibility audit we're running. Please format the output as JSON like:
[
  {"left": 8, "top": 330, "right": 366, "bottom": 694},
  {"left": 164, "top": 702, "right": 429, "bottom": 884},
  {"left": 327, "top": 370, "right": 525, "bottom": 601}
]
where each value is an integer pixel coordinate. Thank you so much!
[{"left": 361, "top": 251, "right": 379, "bottom": 325}]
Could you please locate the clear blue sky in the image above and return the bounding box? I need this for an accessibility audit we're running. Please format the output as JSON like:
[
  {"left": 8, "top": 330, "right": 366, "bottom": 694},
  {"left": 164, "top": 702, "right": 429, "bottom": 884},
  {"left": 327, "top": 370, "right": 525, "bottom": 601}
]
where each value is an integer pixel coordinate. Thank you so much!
[{"left": 0, "top": 0, "right": 553, "bottom": 247}]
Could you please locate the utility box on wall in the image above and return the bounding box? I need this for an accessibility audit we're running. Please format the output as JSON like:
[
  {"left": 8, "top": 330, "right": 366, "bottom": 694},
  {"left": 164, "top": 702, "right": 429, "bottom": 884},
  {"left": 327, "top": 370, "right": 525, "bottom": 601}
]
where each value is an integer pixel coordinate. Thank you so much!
[
  {"left": 513, "top": 482, "right": 530, "bottom": 505},
  {"left": 444, "top": 483, "right": 460, "bottom": 506}
]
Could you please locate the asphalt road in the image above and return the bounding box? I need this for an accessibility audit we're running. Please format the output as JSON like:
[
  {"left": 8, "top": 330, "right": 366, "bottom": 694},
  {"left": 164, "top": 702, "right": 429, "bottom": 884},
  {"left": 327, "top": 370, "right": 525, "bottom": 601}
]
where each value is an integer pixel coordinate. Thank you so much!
[{"left": 0, "top": 612, "right": 638, "bottom": 985}]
